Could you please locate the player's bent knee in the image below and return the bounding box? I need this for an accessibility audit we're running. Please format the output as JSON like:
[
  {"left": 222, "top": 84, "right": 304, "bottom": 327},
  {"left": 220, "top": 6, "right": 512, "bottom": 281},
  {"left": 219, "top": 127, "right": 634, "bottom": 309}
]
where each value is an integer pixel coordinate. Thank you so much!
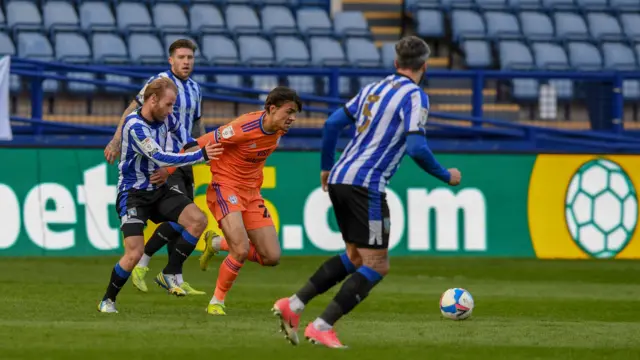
[
  {"left": 180, "top": 205, "right": 208, "bottom": 236},
  {"left": 261, "top": 251, "right": 281, "bottom": 266}
]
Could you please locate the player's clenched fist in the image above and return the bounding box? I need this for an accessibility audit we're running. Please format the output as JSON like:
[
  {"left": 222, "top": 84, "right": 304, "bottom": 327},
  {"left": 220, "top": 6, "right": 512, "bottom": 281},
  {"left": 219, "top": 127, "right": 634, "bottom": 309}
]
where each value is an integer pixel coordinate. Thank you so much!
[
  {"left": 203, "top": 142, "right": 223, "bottom": 160},
  {"left": 447, "top": 168, "right": 461, "bottom": 186}
]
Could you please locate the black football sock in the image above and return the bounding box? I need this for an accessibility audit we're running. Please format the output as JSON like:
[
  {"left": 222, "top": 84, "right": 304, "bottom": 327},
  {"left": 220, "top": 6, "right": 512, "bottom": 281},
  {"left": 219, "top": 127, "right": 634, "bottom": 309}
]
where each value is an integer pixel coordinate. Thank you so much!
[
  {"left": 103, "top": 262, "right": 131, "bottom": 302},
  {"left": 144, "top": 222, "right": 181, "bottom": 257},
  {"left": 163, "top": 228, "right": 199, "bottom": 275},
  {"left": 319, "top": 266, "right": 384, "bottom": 326},
  {"left": 295, "top": 253, "right": 357, "bottom": 304}
]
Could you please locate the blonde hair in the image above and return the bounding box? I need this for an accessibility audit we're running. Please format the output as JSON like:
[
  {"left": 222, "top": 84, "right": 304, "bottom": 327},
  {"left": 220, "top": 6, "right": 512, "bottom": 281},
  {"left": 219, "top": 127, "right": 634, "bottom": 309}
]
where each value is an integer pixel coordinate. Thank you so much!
[{"left": 143, "top": 77, "right": 178, "bottom": 102}]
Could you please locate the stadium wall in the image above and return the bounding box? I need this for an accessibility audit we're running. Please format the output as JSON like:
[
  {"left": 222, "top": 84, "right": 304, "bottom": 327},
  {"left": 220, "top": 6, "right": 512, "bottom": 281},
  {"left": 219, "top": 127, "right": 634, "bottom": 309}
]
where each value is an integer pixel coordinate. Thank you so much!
[{"left": 0, "top": 148, "right": 638, "bottom": 260}]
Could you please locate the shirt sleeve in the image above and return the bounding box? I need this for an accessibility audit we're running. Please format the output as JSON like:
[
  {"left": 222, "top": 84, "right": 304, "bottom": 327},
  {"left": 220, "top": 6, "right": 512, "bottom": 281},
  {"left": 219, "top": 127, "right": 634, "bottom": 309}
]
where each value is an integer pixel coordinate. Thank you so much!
[
  {"left": 343, "top": 90, "right": 362, "bottom": 121},
  {"left": 208, "top": 122, "right": 250, "bottom": 145},
  {"left": 399, "top": 89, "right": 429, "bottom": 135},
  {"left": 129, "top": 122, "right": 206, "bottom": 167}
]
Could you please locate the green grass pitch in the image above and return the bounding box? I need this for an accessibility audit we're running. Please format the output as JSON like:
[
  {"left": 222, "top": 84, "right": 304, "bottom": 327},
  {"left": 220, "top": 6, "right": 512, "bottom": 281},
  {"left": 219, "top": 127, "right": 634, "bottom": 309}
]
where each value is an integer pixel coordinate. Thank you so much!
[{"left": 1, "top": 256, "right": 640, "bottom": 359}]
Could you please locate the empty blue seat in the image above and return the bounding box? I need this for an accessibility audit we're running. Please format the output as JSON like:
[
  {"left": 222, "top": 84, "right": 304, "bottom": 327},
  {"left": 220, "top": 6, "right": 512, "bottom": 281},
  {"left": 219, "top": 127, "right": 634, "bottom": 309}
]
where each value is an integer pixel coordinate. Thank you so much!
[
  {"left": 619, "top": 14, "right": 640, "bottom": 41},
  {"left": 43, "top": 1, "right": 80, "bottom": 33},
  {"left": 475, "top": 0, "right": 508, "bottom": 10},
  {"left": 566, "top": 42, "right": 602, "bottom": 70},
  {"left": 128, "top": 34, "right": 165, "bottom": 64},
  {"left": 542, "top": 0, "right": 575, "bottom": 10},
  {"left": 189, "top": 4, "right": 226, "bottom": 35},
  {"left": 380, "top": 42, "right": 395, "bottom": 68},
  {"left": 92, "top": 33, "right": 128, "bottom": 63},
  {"left": 7, "top": 1, "right": 42, "bottom": 32},
  {"left": 451, "top": 10, "right": 486, "bottom": 43},
  {"left": 484, "top": 11, "right": 521, "bottom": 40},
  {"left": 17, "top": 32, "right": 58, "bottom": 92},
  {"left": 575, "top": 0, "right": 608, "bottom": 11},
  {"left": 116, "top": 2, "right": 154, "bottom": 33},
  {"left": 153, "top": 3, "right": 189, "bottom": 34},
  {"left": 79, "top": 2, "right": 116, "bottom": 32},
  {"left": 499, "top": 41, "right": 536, "bottom": 100},
  {"left": 274, "top": 36, "right": 314, "bottom": 93},
  {"left": 55, "top": 33, "right": 91, "bottom": 63},
  {"left": 345, "top": 38, "right": 380, "bottom": 67},
  {"left": 226, "top": 5, "right": 261, "bottom": 35},
  {"left": 610, "top": 0, "right": 640, "bottom": 11},
  {"left": 531, "top": 42, "right": 573, "bottom": 100},
  {"left": 309, "top": 37, "right": 350, "bottom": 95},
  {"left": 261, "top": 6, "right": 297, "bottom": 35},
  {"left": 519, "top": 11, "right": 554, "bottom": 41},
  {"left": 507, "top": 0, "right": 541, "bottom": 10},
  {"left": 602, "top": 43, "right": 639, "bottom": 100},
  {"left": 200, "top": 35, "right": 242, "bottom": 90},
  {"left": 415, "top": 10, "right": 444, "bottom": 39},
  {"left": 554, "top": 12, "right": 590, "bottom": 41},
  {"left": 587, "top": 13, "right": 625, "bottom": 42},
  {"left": 334, "top": 11, "right": 370, "bottom": 38},
  {"left": 296, "top": 8, "right": 333, "bottom": 36},
  {"left": 462, "top": 40, "right": 492, "bottom": 68},
  {"left": 237, "top": 36, "right": 278, "bottom": 91}
]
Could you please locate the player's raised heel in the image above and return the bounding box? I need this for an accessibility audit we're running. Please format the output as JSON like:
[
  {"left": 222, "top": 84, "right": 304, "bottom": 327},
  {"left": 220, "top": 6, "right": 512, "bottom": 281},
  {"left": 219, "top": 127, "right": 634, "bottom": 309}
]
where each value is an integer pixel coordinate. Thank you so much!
[
  {"left": 199, "top": 230, "right": 220, "bottom": 271},
  {"left": 271, "top": 298, "right": 300, "bottom": 346},
  {"left": 154, "top": 272, "right": 186, "bottom": 297},
  {"left": 303, "top": 323, "right": 347, "bottom": 349}
]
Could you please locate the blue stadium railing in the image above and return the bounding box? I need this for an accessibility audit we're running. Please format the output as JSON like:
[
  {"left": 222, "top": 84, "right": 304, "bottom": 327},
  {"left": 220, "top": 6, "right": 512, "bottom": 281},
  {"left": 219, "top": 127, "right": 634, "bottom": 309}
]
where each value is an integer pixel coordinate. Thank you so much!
[{"left": 7, "top": 57, "right": 640, "bottom": 153}]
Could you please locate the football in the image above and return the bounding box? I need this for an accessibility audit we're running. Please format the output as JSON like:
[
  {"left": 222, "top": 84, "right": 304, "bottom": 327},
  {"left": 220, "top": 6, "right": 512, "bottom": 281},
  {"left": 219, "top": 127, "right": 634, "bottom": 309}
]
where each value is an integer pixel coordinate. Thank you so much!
[{"left": 440, "top": 288, "right": 474, "bottom": 320}]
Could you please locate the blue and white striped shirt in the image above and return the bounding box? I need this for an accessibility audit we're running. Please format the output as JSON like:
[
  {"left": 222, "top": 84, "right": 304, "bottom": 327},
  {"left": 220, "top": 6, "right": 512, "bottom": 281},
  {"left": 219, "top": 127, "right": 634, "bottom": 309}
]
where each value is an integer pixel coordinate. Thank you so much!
[
  {"left": 136, "top": 71, "right": 202, "bottom": 152},
  {"left": 329, "top": 74, "right": 430, "bottom": 193},
  {"left": 117, "top": 111, "right": 206, "bottom": 193}
]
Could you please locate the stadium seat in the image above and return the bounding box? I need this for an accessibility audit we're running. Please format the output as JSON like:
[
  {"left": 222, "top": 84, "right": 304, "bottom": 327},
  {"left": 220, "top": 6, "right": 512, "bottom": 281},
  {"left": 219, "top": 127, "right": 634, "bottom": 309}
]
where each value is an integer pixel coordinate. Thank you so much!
[
  {"left": 462, "top": 40, "right": 492, "bottom": 68},
  {"left": 499, "top": 41, "right": 537, "bottom": 100},
  {"left": 519, "top": 11, "right": 554, "bottom": 41},
  {"left": 308, "top": 37, "right": 350, "bottom": 95},
  {"left": 566, "top": 42, "right": 602, "bottom": 70},
  {"left": 531, "top": 42, "right": 573, "bottom": 100},
  {"left": 92, "top": 33, "right": 128, "bottom": 63},
  {"left": 274, "top": 36, "right": 314, "bottom": 93},
  {"left": 345, "top": 37, "right": 381, "bottom": 88},
  {"left": 441, "top": 0, "right": 475, "bottom": 10},
  {"left": 200, "top": 35, "right": 242, "bottom": 90},
  {"left": 507, "top": 0, "right": 541, "bottom": 10},
  {"left": 43, "top": 1, "right": 80, "bottom": 34},
  {"left": 619, "top": 14, "right": 640, "bottom": 42},
  {"left": 601, "top": 43, "right": 639, "bottom": 100},
  {"left": 225, "top": 5, "right": 262, "bottom": 35},
  {"left": 542, "top": 0, "right": 576, "bottom": 10},
  {"left": 152, "top": 3, "right": 189, "bottom": 35},
  {"left": 575, "top": 0, "right": 608, "bottom": 11},
  {"left": 333, "top": 11, "right": 370, "bottom": 38},
  {"left": 415, "top": 10, "right": 444, "bottom": 39},
  {"left": 55, "top": 33, "right": 91, "bottom": 63},
  {"left": 484, "top": 11, "right": 522, "bottom": 40},
  {"left": 380, "top": 42, "right": 395, "bottom": 69},
  {"left": 127, "top": 33, "right": 165, "bottom": 64},
  {"left": 116, "top": 2, "right": 155, "bottom": 34},
  {"left": 79, "top": 2, "right": 117, "bottom": 32},
  {"left": 237, "top": 36, "right": 278, "bottom": 92},
  {"left": 610, "top": 0, "right": 640, "bottom": 11},
  {"left": 451, "top": 10, "right": 486, "bottom": 43},
  {"left": 7, "top": 1, "right": 43, "bottom": 33},
  {"left": 296, "top": 8, "right": 333, "bottom": 37},
  {"left": 554, "top": 12, "right": 590, "bottom": 41},
  {"left": 189, "top": 4, "right": 226, "bottom": 35},
  {"left": 261, "top": 6, "right": 297, "bottom": 35},
  {"left": 404, "top": 0, "right": 439, "bottom": 13},
  {"left": 587, "top": 13, "right": 625, "bottom": 42},
  {"left": 475, "top": 0, "right": 508, "bottom": 11},
  {"left": 17, "top": 32, "right": 58, "bottom": 92}
]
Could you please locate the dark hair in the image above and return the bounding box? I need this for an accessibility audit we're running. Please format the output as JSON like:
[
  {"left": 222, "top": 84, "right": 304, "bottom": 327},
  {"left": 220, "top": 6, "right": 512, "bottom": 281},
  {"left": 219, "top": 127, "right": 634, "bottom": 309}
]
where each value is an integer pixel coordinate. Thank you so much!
[
  {"left": 169, "top": 39, "right": 197, "bottom": 56},
  {"left": 264, "top": 86, "right": 302, "bottom": 112},
  {"left": 395, "top": 36, "right": 430, "bottom": 71},
  {"left": 143, "top": 77, "right": 178, "bottom": 101}
]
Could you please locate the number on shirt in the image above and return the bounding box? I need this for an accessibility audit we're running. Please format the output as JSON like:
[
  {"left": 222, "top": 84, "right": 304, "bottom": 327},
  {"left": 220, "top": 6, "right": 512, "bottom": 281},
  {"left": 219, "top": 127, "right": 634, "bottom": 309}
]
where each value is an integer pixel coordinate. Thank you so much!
[{"left": 359, "top": 94, "right": 380, "bottom": 133}]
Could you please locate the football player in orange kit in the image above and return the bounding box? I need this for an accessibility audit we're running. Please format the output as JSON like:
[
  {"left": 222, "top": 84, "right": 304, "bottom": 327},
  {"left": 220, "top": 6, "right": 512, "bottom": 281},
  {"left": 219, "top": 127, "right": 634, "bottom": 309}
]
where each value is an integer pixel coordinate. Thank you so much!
[{"left": 168, "top": 86, "right": 302, "bottom": 315}]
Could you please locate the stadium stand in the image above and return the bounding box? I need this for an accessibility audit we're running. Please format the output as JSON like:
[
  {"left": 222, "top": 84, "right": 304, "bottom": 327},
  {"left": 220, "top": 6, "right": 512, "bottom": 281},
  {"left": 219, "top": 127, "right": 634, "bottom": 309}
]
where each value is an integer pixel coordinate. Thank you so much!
[{"left": 4, "top": 0, "right": 640, "bottom": 131}]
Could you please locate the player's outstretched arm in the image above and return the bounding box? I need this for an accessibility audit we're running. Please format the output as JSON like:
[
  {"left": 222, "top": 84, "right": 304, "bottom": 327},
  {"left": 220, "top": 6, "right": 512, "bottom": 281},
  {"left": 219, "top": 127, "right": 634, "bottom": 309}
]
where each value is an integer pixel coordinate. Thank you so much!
[
  {"left": 321, "top": 107, "right": 353, "bottom": 171},
  {"left": 406, "top": 133, "right": 452, "bottom": 184},
  {"left": 129, "top": 123, "right": 215, "bottom": 168}
]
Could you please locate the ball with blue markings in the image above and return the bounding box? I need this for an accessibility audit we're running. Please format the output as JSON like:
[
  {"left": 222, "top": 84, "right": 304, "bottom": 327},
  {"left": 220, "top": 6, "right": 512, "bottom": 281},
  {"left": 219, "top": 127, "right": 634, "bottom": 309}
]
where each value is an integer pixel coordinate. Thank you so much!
[{"left": 439, "top": 288, "right": 474, "bottom": 320}]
